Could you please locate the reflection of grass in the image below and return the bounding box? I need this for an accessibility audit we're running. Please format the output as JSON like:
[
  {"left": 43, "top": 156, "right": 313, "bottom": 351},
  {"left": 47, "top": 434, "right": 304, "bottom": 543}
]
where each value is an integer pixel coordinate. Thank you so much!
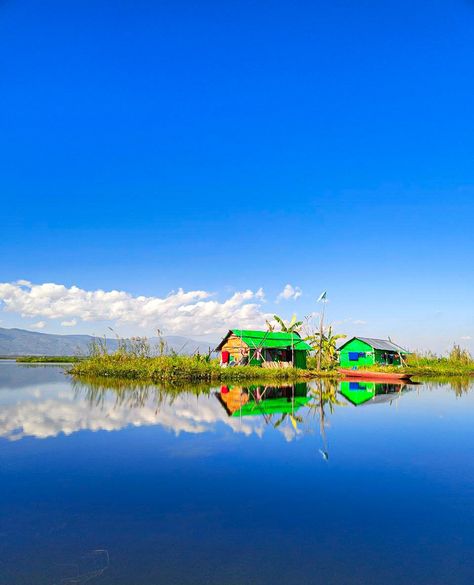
[
  {"left": 72, "top": 375, "right": 214, "bottom": 404},
  {"left": 72, "top": 379, "right": 205, "bottom": 411},
  {"left": 415, "top": 376, "right": 473, "bottom": 396},
  {"left": 16, "top": 355, "right": 83, "bottom": 363},
  {"left": 71, "top": 375, "right": 473, "bottom": 447},
  {"left": 72, "top": 376, "right": 322, "bottom": 413}
]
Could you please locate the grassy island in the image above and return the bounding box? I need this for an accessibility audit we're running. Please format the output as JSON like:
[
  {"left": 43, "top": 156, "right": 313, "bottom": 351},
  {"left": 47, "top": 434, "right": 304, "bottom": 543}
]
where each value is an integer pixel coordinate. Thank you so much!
[
  {"left": 16, "top": 356, "right": 83, "bottom": 363},
  {"left": 69, "top": 353, "right": 338, "bottom": 383},
  {"left": 68, "top": 338, "right": 474, "bottom": 384},
  {"left": 70, "top": 352, "right": 474, "bottom": 383}
]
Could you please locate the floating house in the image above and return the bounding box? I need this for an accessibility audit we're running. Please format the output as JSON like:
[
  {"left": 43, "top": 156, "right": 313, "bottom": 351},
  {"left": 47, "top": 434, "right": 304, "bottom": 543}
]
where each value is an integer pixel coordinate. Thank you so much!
[
  {"left": 216, "top": 329, "right": 312, "bottom": 369},
  {"left": 338, "top": 337, "right": 409, "bottom": 368}
]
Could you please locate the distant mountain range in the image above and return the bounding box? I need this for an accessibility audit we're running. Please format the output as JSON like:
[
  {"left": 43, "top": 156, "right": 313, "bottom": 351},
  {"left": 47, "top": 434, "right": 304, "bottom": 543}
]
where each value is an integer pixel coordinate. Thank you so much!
[{"left": 0, "top": 327, "right": 217, "bottom": 357}]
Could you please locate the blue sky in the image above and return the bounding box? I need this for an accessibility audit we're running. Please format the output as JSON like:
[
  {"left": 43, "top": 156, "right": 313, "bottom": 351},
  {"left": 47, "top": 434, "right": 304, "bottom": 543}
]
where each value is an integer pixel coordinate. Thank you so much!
[{"left": 0, "top": 0, "right": 473, "bottom": 351}]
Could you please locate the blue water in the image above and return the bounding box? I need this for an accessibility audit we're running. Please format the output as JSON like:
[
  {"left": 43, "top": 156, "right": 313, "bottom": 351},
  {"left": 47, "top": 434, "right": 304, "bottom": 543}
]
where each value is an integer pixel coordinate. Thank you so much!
[{"left": 0, "top": 362, "right": 473, "bottom": 584}]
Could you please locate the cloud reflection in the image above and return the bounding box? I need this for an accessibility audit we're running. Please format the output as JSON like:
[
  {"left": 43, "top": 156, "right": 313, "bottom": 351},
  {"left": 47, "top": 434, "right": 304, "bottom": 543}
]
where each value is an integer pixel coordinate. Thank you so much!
[{"left": 0, "top": 381, "right": 270, "bottom": 441}]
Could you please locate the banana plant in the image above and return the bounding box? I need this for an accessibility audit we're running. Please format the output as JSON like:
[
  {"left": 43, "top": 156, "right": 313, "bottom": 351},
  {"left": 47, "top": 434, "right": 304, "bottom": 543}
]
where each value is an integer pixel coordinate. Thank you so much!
[
  {"left": 265, "top": 319, "right": 275, "bottom": 332},
  {"left": 272, "top": 313, "right": 303, "bottom": 333},
  {"left": 306, "top": 326, "right": 346, "bottom": 369},
  {"left": 273, "top": 412, "right": 303, "bottom": 430}
]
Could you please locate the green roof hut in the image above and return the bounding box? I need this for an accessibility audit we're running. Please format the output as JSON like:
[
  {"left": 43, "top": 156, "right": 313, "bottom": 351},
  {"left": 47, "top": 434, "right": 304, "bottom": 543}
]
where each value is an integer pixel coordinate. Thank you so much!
[
  {"left": 216, "top": 329, "right": 312, "bottom": 369},
  {"left": 338, "top": 337, "right": 409, "bottom": 368}
]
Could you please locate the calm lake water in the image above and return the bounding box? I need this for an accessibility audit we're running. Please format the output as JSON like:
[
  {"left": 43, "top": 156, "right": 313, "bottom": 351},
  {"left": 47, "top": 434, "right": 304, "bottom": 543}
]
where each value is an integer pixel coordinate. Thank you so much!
[{"left": 0, "top": 362, "right": 473, "bottom": 584}]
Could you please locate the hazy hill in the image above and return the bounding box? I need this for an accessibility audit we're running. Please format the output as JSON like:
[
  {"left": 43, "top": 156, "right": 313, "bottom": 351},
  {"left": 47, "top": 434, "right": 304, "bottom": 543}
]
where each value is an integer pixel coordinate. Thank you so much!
[{"left": 0, "top": 327, "right": 216, "bottom": 357}]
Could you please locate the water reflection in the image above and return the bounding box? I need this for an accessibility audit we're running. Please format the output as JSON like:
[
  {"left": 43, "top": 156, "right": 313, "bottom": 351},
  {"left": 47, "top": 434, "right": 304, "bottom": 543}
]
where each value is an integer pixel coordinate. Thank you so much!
[
  {"left": 0, "top": 364, "right": 472, "bottom": 445},
  {"left": 338, "top": 380, "right": 412, "bottom": 406},
  {"left": 2, "top": 364, "right": 474, "bottom": 585},
  {"left": 0, "top": 373, "right": 341, "bottom": 444},
  {"left": 214, "top": 381, "right": 344, "bottom": 456},
  {"left": 0, "top": 360, "right": 65, "bottom": 389},
  {"left": 216, "top": 382, "right": 310, "bottom": 417},
  {"left": 0, "top": 380, "right": 249, "bottom": 441}
]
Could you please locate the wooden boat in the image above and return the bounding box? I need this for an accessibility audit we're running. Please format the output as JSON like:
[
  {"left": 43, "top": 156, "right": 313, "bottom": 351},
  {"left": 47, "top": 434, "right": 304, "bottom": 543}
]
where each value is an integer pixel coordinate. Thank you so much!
[{"left": 337, "top": 368, "right": 412, "bottom": 381}]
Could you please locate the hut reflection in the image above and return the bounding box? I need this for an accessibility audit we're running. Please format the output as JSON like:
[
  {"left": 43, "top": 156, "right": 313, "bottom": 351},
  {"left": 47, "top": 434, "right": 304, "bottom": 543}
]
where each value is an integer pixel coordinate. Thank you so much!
[
  {"left": 338, "top": 380, "right": 411, "bottom": 406},
  {"left": 216, "top": 383, "right": 310, "bottom": 422}
]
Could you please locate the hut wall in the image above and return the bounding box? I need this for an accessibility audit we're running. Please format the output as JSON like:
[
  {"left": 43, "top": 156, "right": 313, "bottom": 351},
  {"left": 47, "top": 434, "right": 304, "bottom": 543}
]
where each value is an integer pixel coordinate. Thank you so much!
[
  {"left": 339, "top": 339, "right": 375, "bottom": 367},
  {"left": 294, "top": 350, "right": 307, "bottom": 369},
  {"left": 262, "top": 360, "right": 292, "bottom": 369},
  {"left": 261, "top": 350, "right": 307, "bottom": 369},
  {"left": 220, "top": 334, "right": 249, "bottom": 363}
]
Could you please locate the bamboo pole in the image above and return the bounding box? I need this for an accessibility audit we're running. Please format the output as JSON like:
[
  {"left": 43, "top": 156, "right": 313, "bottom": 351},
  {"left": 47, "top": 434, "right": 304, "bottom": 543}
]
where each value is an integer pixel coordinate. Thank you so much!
[{"left": 317, "top": 301, "right": 326, "bottom": 371}]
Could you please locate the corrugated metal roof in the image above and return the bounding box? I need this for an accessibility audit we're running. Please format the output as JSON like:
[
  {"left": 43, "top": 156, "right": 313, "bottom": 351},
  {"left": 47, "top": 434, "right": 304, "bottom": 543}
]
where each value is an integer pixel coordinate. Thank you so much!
[
  {"left": 340, "top": 337, "right": 408, "bottom": 352},
  {"left": 339, "top": 337, "right": 408, "bottom": 353},
  {"left": 216, "top": 329, "right": 312, "bottom": 351},
  {"left": 357, "top": 337, "right": 408, "bottom": 352}
]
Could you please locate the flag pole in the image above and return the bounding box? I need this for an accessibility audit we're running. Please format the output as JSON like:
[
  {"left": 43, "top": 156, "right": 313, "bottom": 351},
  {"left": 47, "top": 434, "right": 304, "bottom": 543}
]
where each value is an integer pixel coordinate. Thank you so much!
[{"left": 317, "top": 291, "right": 327, "bottom": 371}]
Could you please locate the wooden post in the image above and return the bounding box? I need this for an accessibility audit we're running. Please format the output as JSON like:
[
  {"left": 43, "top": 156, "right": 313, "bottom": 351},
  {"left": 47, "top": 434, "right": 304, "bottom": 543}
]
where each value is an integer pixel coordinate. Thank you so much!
[{"left": 291, "top": 331, "right": 294, "bottom": 367}]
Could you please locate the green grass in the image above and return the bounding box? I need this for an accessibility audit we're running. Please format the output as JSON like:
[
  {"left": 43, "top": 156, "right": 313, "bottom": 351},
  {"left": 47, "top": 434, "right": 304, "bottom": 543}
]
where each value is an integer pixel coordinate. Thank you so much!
[
  {"left": 344, "top": 351, "right": 474, "bottom": 377},
  {"left": 405, "top": 355, "right": 474, "bottom": 376},
  {"left": 69, "top": 352, "right": 340, "bottom": 383},
  {"left": 16, "top": 355, "right": 83, "bottom": 363},
  {"left": 69, "top": 352, "right": 474, "bottom": 382},
  {"left": 71, "top": 354, "right": 302, "bottom": 382},
  {"left": 69, "top": 337, "right": 474, "bottom": 383}
]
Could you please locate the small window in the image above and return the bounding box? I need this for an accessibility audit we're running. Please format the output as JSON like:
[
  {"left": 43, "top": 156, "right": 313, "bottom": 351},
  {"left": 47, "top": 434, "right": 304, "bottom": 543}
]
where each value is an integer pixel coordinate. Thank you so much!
[{"left": 349, "top": 352, "right": 359, "bottom": 361}]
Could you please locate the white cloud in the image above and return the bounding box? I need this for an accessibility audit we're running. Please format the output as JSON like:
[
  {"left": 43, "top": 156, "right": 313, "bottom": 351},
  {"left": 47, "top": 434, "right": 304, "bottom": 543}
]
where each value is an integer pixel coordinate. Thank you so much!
[
  {"left": 61, "top": 319, "right": 77, "bottom": 327},
  {"left": 352, "top": 319, "right": 367, "bottom": 325},
  {"left": 0, "top": 281, "right": 271, "bottom": 336},
  {"left": 460, "top": 335, "right": 472, "bottom": 340},
  {"left": 255, "top": 287, "right": 265, "bottom": 300},
  {"left": 276, "top": 284, "right": 302, "bottom": 302},
  {"left": 30, "top": 321, "right": 46, "bottom": 329}
]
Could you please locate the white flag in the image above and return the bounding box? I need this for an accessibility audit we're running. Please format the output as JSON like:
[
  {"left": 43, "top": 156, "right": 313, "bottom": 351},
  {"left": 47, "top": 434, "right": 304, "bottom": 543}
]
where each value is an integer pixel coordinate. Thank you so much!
[{"left": 317, "top": 291, "right": 327, "bottom": 302}]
